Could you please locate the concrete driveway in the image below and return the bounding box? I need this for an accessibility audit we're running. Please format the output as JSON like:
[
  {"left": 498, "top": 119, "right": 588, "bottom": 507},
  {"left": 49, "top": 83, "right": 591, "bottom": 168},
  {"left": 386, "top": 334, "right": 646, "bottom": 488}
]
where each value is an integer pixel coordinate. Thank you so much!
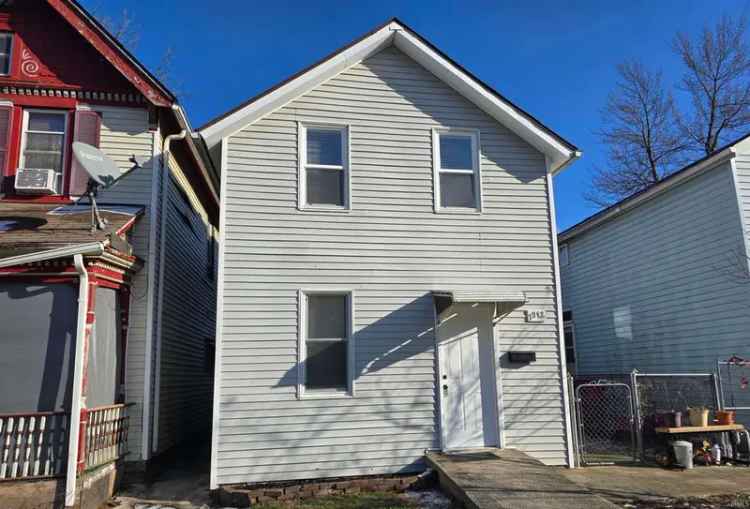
[{"left": 559, "top": 464, "right": 750, "bottom": 504}]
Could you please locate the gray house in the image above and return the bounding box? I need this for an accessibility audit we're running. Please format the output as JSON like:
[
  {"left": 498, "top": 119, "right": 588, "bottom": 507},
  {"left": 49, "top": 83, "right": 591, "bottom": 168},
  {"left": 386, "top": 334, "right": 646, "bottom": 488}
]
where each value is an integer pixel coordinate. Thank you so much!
[
  {"left": 200, "top": 19, "right": 580, "bottom": 488},
  {"left": 559, "top": 134, "right": 750, "bottom": 402}
]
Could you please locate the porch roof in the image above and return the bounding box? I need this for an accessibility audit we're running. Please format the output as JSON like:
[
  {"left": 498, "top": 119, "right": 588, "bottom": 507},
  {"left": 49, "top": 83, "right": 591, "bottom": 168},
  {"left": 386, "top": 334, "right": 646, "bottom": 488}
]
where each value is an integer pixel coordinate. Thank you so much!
[{"left": 0, "top": 203, "right": 143, "bottom": 260}]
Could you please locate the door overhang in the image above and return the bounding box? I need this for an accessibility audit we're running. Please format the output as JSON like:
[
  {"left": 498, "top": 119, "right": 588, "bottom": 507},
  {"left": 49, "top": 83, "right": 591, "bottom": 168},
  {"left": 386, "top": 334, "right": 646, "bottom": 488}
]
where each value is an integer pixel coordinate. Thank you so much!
[{"left": 432, "top": 290, "right": 526, "bottom": 320}]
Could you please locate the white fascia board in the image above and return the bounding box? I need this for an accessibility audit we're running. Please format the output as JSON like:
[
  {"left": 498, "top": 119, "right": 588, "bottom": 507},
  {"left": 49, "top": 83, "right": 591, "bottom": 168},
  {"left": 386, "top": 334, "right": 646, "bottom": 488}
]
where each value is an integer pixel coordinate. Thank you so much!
[
  {"left": 0, "top": 241, "right": 104, "bottom": 268},
  {"left": 200, "top": 24, "right": 397, "bottom": 147},
  {"left": 392, "top": 30, "right": 577, "bottom": 173},
  {"left": 559, "top": 147, "right": 737, "bottom": 243}
]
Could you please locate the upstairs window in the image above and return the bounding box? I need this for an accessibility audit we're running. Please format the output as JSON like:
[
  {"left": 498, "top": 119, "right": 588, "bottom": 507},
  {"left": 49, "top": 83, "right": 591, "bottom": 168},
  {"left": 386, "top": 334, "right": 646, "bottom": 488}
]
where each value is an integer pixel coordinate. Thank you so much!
[
  {"left": 298, "top": 291, "right": 353, "bottom": 397},
  {"left": 298, "top": 123, "right": 349, "bottom": 210},
  {"left": 433, "top": 129, "right": 481, "bottom": 211},
  {"left": 0, "top": 33, "right": 12, "bottom": 76},
  {"left": 20, "top": 110, "right": 67, "bottom": 194},
  {"left": 559, "top": 244, "right": 569, "bottom": 267}
]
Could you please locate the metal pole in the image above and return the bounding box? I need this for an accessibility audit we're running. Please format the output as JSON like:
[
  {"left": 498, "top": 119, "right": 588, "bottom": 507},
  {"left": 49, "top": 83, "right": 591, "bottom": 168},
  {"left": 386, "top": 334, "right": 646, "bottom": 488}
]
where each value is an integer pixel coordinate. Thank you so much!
[
  {"left": 716, "top": 359, "right": 725, "bottom": 411},
  {"left": 630, "top": 370, "right": 642, "bottom": 461}
]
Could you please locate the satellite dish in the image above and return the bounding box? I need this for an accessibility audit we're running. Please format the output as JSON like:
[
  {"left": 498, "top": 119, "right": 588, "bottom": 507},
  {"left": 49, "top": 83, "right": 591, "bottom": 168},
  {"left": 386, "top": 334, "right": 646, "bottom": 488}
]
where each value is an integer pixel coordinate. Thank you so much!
[
  {"left": 72, "top": 142, "right": 142, "bottom": 231},
  {"left": 73, "top": 142, "right": 132, "bottom": 188}
]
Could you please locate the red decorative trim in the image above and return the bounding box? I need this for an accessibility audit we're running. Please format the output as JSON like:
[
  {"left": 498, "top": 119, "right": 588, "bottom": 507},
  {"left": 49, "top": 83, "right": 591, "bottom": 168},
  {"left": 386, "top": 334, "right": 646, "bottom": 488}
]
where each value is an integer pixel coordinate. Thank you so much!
[
  {"left": 88, "top": 265, "right": 128, "bottom": 284},
  {"left": 46, "top": 0, "right": 172, "bottom": 107},
  {"left": 119, "top": 286, "right": 130, "bottom": 391},
  {"left": 115, "top": 215, "right": 139, "bottom": 236},
  {"left": 0, "top": 265, "right": 77, "bottom": 275},
  {"left": 1, "top": 195, "right": 74, "bottom": 204}
]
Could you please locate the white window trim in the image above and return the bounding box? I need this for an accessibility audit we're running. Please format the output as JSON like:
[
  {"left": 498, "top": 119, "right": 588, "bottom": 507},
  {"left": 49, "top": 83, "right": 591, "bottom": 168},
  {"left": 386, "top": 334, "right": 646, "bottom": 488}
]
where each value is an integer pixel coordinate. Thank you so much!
[
  {"left": 19, "top": 109, "right": 69, "bottom": 195},
  {"left": 0, "top": 32, "right": 13, "bottom": 76},
  {"left": 432, "top": 128, "right": 482, "bottom": 213},
  {"left": 297, "top": 122, "right": 351, "bottom": 211},
  {"left": 297, "top": 288, "right": 355, "bottom": 399},
  {"left": 559, "top": 244, "right": 569, "bottom": 267}
]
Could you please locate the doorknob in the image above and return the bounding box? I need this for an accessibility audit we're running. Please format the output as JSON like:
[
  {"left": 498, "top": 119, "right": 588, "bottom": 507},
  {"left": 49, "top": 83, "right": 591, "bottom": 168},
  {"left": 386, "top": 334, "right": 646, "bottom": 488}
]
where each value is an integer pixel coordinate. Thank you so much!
[
  {"left": 442, "top": 375, "right": 447, "bottom": 380},
  {"left": 442, "top": 384, "right": 448, "bottom": 391}
]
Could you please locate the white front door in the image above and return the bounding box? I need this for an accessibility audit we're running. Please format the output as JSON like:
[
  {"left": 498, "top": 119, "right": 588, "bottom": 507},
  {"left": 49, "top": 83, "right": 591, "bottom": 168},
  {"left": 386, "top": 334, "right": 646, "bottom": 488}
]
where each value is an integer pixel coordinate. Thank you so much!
[{"left": 437, "top": 302, "right": 499, "bottom": 450}]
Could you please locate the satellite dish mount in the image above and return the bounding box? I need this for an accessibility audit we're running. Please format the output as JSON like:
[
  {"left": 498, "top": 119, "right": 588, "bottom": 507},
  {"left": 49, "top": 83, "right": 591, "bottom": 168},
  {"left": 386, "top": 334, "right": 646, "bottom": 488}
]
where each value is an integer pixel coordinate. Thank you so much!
[{"left": 72, "top": 142, "right": 143, "bottom": 232}]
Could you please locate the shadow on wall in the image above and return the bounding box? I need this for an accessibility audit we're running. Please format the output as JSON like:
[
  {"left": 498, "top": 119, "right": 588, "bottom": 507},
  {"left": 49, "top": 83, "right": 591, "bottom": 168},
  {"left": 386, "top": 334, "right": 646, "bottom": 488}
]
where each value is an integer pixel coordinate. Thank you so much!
[{"left": 362, "top": 49, "right": 545, "bottom": 185}]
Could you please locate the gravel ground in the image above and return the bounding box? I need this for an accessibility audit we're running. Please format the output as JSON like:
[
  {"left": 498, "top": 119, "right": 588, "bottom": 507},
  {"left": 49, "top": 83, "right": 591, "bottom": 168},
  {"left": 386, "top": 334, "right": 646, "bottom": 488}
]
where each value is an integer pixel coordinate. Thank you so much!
[{"left": 619, "top": 493, "right": 750, "bottom": 508}]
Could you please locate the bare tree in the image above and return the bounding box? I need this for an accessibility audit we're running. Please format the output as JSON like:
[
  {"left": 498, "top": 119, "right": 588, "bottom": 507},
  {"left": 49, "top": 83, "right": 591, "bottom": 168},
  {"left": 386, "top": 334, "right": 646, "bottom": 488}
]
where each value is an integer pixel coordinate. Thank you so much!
[
  {"left": 98, "top": 8, "right": 140, "bottom": 52},
  {"left": 94, "top": 7, "right": 185, "bottom": 97},
  {"left": 585, "top": 61, "right": 687, "bottom": 207},
  {"left": 674, "top": 15, "right": 750, "bottom": 155}
]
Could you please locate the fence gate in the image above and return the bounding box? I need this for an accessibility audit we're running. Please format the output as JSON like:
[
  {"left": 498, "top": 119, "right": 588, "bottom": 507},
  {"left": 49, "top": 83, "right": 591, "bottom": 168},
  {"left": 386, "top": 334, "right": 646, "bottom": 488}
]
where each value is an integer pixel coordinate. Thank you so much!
[{"left": 575, "top": 382, "right": 636, "bottom": 465}]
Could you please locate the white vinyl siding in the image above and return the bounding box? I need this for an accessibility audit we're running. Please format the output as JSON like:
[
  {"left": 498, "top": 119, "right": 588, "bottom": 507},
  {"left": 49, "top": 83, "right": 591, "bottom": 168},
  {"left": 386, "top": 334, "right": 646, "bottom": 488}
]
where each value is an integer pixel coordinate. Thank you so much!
[
  {"left": 561, "top": 161, "right": 750, "bottom": 376},
  {"left": 215, "top": 46, "right": 567, "bottom": 485}
]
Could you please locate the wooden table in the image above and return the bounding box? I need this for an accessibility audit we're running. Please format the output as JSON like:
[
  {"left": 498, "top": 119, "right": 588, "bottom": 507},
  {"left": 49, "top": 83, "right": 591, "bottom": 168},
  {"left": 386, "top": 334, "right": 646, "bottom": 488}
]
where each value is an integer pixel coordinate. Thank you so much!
[
  {"left": 654, "top": 424, "right": 745, "bottom": 434},
  {"left": 654, "top": 424, "right": 747, "bottom": 463}
]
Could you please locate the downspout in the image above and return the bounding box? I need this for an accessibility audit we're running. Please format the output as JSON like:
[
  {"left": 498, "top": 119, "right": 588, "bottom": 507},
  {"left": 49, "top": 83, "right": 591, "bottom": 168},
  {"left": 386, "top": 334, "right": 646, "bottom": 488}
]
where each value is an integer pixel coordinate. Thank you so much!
[
  {"left": 150, "top": 127, "right": 187, "bottom": 455},
  {"left": 65, "top": 254, "right": 90, "bottom": 507}
]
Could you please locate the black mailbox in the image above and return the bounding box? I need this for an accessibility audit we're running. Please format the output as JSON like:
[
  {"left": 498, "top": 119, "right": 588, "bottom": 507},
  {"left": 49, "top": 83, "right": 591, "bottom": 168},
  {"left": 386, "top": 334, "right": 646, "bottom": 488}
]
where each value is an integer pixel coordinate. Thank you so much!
[{"left": 508, "top": 351, "right": 536, "bottom": 363}]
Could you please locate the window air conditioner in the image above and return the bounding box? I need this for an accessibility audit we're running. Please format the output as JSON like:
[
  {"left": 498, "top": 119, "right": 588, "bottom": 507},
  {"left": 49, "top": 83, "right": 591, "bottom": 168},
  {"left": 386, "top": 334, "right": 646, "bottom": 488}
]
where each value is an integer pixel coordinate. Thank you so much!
[{"left": 14, "top": 168, "right": 58, "bottom": 194}]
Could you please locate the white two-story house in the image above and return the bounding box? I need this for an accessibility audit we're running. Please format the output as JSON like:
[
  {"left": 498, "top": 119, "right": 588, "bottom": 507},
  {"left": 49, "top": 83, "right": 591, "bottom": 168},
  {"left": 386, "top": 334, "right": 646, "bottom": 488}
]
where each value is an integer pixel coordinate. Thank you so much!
[{"left": 200, "top": 18, "right": 580, "bottom": 488}]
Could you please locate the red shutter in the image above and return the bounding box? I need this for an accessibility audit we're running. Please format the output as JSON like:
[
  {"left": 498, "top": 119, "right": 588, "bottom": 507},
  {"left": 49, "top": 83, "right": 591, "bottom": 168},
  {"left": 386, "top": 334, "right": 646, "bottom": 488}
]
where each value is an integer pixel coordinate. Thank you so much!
[
  {"left": 69, "top": 110, "right": 101, "bottom": 196},
  {"left": 0, "top": 105, "right": 12, "bottom": 176}
]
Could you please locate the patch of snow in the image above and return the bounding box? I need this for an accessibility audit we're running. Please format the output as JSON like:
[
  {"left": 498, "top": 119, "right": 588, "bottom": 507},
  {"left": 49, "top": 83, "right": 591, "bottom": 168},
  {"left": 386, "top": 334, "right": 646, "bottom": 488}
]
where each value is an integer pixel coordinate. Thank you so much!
[{"left": 405, "top": 488, "right": 454, "bottom": 509}]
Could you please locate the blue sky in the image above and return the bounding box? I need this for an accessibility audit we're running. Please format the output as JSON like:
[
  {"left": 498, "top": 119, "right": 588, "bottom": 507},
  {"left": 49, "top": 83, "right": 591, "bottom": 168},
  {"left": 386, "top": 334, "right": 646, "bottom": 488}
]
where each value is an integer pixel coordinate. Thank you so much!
[{"left": 84, "top": 0, "right": 750, "bottom": 230}]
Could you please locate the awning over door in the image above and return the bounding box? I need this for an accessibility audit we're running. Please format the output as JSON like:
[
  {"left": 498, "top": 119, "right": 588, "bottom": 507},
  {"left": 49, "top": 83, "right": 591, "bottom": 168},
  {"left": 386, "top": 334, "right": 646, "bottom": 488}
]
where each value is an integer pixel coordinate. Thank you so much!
[{"left": 432, "top": 289, "right": 526, "bottom": 318}]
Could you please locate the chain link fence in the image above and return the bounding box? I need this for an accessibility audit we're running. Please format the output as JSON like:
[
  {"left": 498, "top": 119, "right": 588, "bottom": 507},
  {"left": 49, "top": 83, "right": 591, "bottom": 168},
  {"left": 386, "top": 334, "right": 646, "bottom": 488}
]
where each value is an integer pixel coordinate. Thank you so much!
[
  {"left": 571, "top": 371, "right": 721, "bottom": 464},
  {"left": 575, "top": 382, "right": 635, "bottom": 464},
  {"left": 633, "top": 373, "right": 719, "bottom": 460}
]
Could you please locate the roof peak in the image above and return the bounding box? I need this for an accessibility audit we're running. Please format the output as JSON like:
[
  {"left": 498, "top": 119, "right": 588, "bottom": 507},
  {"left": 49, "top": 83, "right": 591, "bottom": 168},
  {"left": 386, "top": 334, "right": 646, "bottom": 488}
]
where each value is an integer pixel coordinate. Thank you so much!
[{"left": 198, "top": 18, "right": 578, "bottom": 173}]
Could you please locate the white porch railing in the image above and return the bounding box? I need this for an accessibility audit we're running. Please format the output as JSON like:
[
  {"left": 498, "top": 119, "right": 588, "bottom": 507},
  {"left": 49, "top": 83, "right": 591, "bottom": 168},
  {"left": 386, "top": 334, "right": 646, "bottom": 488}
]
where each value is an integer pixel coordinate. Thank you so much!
[
  {"left": 82, "top": 403, "right": 132, "bottom": 471},
  {"left": 0, "top": 411, "right": 69, "bottom": 480}
]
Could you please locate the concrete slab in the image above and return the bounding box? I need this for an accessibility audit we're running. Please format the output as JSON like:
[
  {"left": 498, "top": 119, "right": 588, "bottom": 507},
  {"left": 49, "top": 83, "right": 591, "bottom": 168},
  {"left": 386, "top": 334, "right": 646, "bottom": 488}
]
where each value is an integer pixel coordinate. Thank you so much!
[
  {"left": 559, "top": 464, "right": 750, "bottom": 504},
  {"left": 426, "top": 448, "right": 618, "bottom": 509}
]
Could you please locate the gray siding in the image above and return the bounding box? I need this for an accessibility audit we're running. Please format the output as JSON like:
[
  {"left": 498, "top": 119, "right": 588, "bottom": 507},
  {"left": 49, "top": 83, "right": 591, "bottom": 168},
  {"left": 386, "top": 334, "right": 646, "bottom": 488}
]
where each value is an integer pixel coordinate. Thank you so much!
[
  {"left": 215, "top": 46, "right": 568, "bottom": 485},
  {"left": 156, "top": 171, "right": 216, "bottom": 454},
  {"left": 560, "top": 161, "right": 750, "bottom": 376}
]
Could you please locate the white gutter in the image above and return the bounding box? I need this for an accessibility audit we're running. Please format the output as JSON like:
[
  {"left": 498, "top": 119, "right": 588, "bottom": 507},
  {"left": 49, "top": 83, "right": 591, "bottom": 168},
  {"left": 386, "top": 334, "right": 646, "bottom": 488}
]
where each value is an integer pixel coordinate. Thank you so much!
[
  {"left": 150, "top": 129, "right": 186, "bottom": 455},
  {"left": 546, "top": 167, "right": 576, "bottom": 469},
  {"left": 171, "top": 104, "right": 220, "bottom": 204},
  {"left": 141, "top": 129, "right": 163, "bottom": 462},
  {"left": 0, "top": 241, "right": 105, "bottom": 269},
  {"left": 550, "top": 150, "right": 582, "bottom": 176},
  {"left": 65, "top": 254, "right": 89, "bottom": 507}
]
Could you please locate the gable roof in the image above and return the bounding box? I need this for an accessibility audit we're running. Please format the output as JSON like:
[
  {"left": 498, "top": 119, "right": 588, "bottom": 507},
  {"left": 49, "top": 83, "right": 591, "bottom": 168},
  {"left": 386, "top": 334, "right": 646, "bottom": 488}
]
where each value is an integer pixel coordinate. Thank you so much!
[
  {"left": 558, "top": 132, "right": 750, "bottom": 243},
  {"left": 46, "top": 0, "right": 174, "bottom": 106},
  {"left": 199, "top": 18, "right": 581, "bottom": 173}
]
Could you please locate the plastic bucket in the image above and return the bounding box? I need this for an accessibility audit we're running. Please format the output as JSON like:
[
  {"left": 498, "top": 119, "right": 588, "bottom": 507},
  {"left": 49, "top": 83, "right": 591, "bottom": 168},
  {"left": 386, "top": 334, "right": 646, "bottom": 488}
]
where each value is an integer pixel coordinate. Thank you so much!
[
  {"left": 673, "top": 440, "right": 694, "bottom": 468},
  {"left": 688, "top": 408, "right": 709, "bottom": 427}
]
